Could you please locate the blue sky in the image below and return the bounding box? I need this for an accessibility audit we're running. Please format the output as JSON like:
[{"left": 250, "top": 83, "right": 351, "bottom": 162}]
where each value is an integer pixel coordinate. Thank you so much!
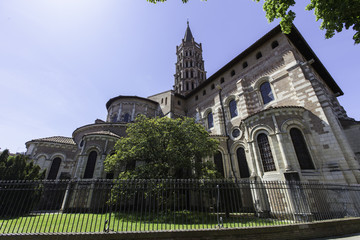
[{"left": 0, "top": 0, "right": 359, "bottom": 153}]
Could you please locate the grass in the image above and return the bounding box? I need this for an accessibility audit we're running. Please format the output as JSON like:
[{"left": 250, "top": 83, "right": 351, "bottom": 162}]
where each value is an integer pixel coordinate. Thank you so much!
[{"left": 0, "top": 211, "right": 288, "bottom": 234}]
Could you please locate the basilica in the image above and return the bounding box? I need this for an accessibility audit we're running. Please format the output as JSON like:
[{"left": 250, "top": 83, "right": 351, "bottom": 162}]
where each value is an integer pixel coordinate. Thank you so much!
[{"left": 25, "top": 23, "right": 360, "bottom": 184}]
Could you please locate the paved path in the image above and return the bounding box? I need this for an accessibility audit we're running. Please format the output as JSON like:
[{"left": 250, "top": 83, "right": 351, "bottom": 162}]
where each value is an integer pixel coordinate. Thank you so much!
[{"left": 311, "top": 233, "right": 360, "bottom": 239}]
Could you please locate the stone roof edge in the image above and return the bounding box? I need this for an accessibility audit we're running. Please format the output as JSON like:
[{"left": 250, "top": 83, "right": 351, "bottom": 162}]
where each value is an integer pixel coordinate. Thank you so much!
[
  {"left": 184, "top": 24, "right": 342, "bottom": 99},
  {"left": 106, "top": 95, "right": 159, "bottom": 110}
]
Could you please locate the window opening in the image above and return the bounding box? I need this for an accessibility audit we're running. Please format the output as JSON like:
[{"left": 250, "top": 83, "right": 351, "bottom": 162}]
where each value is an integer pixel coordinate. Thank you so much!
[
  {"left": 214, "top": 151, "right": 224, "bottom": 177},
  {"left": 111, "top": 114, "right": 118, "bottom": 123},
  {"left": 123, "top": 113, "right": 131, "bottom": 122},
  {"left": 237, "top": 148, "right": 250, "bottom": 178},
  {"left": 290, "top": 128, "right": 315, "bottom": 169},
  {"left": 231, "top": 70, "right": 235, "bottom": 77},
  {"left": 243, "top": 62, "right": 248, "bottom": 69},
  {"left": 256, "top": 52, "right": 262, "bottom": 59},
  {"left": 47, "top": 157, "right": 61, "bottom": 180},
  {"left": 207, "top": 112, "right": 214, "bottom": 129},
  {"left": 229, "top": 99, "right": 238, "bottom": 118},
  {"left": 271, "top": 40, "right": 279, "bottom": 49},
  {"left": 260, "top": 82, "right": 274, "bottom": 104},
  {"left": 232, "top": 129, "right": 240, "bottom": 138},
  {"left": 220, "top": 77, "right": 225, "bottom": 84},
  {"left": 84, "top": 151, "right": 97, "bottom": 179},
  {"left": 257, "top": 133, "right": 276, "bottom": 172}
]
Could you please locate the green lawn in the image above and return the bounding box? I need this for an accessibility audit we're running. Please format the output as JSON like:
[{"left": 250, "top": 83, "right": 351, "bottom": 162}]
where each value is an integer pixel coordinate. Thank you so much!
[{"left": 0, "top": 212, "right": 288, "bottom": 234}]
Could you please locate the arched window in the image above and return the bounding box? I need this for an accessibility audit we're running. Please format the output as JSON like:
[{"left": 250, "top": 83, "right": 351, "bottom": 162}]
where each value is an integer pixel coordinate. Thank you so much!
[
  {"left": 271, "top": 40, "right": 279, "bottom": 49},
  {"left": 123, "top": 113, "right": 131, "bottom": 122},
  {"left": 236, "top": 148, "right": 250, "bottom": 178},
  {"left": 186, "top": 82, "right": 189, "bottom": 91},
  {"left": 214, "top": 151, "right": 224, "bottom": 177},
  {"left": 186, "top": 71, "right": 189, "bottom": 78},
  {"left": 192, "top": 82, "right": 194, "bottom": 89},
  {"left": 165, "top": 97, "right": 168, "bottom": 105},
  {"left": 257, "top": 133, "right": 276, "bottom": 172},
  {"left": 207, "top": 112, "right": 214, "bottom": 129},
  {"left": 229, "top": 99, "right": 238, "bottom": 118},
  {"left": 47, "top": 157, "right": 61, "bottom": 180},
  {"left": 290, "top": 128, "right": 315, "bottom": 170},
  {"left": 84, "top": 151, "right": 97, "bottom": 179},
  {"left": 260, "top": 82, "right": 274, "bottom": 104},
  {"left": 111, "top": 114, "right": 118, "bottom": 123}
]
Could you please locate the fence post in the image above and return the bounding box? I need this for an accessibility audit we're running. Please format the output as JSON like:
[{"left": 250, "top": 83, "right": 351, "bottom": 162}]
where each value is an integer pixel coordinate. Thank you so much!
[{"left": 60, "top": 179, "right": 72, "bottom": 212}]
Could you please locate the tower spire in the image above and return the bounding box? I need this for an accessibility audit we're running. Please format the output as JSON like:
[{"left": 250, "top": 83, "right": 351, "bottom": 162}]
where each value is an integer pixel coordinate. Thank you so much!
[
  {"left": 184, "top": 20, "right": 194, "bottom": 42},
  {"left": 174, "top": 22, "right": 207, "bottom": 96}
]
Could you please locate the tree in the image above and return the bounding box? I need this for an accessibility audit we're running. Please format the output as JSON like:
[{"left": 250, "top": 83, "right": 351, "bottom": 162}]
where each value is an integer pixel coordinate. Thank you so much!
[
  {"left": 256, "top": 0, "right": 360, "bottom": 44},
  {"left": 105, "top": 115, "right": 220, "bottom": 179},
  {"left": 0, "top": 150, "right": 45, "bottom": 180},
  {"left": 146, "top": 0, "right": 360, "bottom": 44},
  {"left": 0, "top": 150, "right": 45, "bottom": 216}
]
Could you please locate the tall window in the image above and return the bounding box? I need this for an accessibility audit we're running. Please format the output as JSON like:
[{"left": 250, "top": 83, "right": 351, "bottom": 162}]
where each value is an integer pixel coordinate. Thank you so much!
[
  {"left": 229, "top": 99, "right": 238, "bottom": 118},
  {"left": 214, "top": 151, "right": 224, "bottom": 177},
  {"left": 236, "top": 148, "right": 250, "bottom": 178},
  {"left": 111, "top": 114, "right": 118, "bottom": 123},
  {"left": 260, "top": 82, "right": 274, "bottom": 104},
  {"left": 84, "top": 151, "right": 97, "bottom": 179},
  {"left": 207, "top": 112, "right": 214, "bottom": 129},
  {"left": 123, "top": 113, "right": 131, "bottom": 122},
  {"left": 290, "top": 128, "right": 315, "bottom": 170},
  {"left": 257, "top": 133, "right": 276, "bottom": 172},
  {"left": 47, "top": 157, "right": 61, "bottom": 180}
]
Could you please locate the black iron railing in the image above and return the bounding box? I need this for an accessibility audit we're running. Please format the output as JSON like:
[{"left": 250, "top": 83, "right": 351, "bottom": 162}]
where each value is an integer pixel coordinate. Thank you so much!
[{"left": 1, "top": 179, "right": 360, "bottom": 234}]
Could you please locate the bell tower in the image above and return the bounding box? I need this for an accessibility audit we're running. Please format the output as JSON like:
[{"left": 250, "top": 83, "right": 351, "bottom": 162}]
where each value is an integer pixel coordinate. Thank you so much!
[{"left": 174, "top": 21, "right": 206, "bottom": 96}]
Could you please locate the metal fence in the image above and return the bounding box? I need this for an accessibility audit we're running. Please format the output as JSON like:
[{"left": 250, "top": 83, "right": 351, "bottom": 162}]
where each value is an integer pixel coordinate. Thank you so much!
[{"left": 1, "top": 179, "right": 360, "bottom": 234}]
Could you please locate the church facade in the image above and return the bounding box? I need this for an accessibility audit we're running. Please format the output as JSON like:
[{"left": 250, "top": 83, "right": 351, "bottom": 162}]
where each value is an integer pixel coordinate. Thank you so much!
[{"left": 25, "top": 24, "right": 360, "bottom": 185}]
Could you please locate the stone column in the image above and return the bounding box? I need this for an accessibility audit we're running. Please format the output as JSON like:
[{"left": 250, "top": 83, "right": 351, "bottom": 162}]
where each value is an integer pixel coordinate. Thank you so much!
[
  {"left": 116, "top": 103, "right": 123, "bottom": 121},
  {"left": 272, "top": 114, "right": 292, "bottom": 171},
  {"left": 131, "top": 103, "right": 136, "bottom": 121}
]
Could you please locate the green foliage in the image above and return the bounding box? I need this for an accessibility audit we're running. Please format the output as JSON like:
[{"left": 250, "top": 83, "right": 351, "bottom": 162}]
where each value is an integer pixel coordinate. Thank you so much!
[
  {"left": 254, "top": 0, "right": 360, "bottom": 44},
  {"left": 105, "top": 115, "right": 220, "bottom": 179},
  {"left": 147, "top": 0, "right": 360, "bottom": 44},
  {"left": 0, "top": 150, "right": 45, "bottom": 180},
  {"left": 305, "top": 0, "right": 360, "bottom": 44},
  {"left": 0, "top": 150, "right": 45, "bottom": 217}
]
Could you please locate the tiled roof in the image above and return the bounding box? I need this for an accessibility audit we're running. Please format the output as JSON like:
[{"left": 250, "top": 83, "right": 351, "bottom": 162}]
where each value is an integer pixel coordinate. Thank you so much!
[{"left": 31, "top": 136, "right": 76, "bottom": 145}]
